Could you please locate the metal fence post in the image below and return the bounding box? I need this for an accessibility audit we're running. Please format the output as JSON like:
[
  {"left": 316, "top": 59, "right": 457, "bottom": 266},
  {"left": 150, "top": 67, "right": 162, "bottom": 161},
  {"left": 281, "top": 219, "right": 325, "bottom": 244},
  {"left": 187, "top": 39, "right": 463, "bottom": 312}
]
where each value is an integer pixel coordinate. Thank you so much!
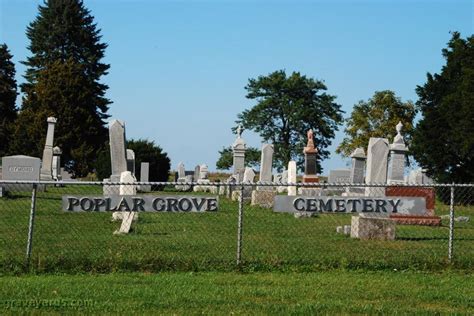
[
  {"left": 236, "top": 183, "right": 244, "bottom": 265},
  {"left": 26, "top": 183, "right": 38, "bottom": 266},
  {"left": 448, "top": 184, "right": 455, "bottom": 262}
]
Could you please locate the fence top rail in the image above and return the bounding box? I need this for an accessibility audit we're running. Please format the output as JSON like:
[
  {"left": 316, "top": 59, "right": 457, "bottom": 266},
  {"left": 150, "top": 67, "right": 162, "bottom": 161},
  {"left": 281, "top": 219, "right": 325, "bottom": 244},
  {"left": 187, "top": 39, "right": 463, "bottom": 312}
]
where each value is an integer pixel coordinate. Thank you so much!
[{"left": 0, "top": 180, "right": 473, "bottom": 188}]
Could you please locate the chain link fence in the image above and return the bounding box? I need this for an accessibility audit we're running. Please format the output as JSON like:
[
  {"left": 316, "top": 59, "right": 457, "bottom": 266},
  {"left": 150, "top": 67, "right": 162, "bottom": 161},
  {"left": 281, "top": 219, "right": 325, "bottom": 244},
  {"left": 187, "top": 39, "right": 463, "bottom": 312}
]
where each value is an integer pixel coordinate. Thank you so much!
[{"left": 0, "top": 181, "right": 472, "bottom": 273}]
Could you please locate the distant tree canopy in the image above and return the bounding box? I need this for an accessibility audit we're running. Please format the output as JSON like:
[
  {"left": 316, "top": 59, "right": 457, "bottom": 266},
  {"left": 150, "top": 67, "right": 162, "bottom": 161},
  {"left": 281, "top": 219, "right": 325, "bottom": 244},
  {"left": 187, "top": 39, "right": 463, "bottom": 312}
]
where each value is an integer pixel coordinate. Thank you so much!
[
  {"left": 0, "top": 43, "right": 18, "bottom": 158},
  {"left": 336, "top": 90, "right": 416, "bottom": 157},
  {"left": 216, "top": 146, "right": 261, "bottom": 170},
  {"left": 13, "top": 0, "right": 110, "bottom": 177},
  {"left": 411, "top": 32, "right": 474, "bottom": 183},
  {"left": 236, "top": 70, "right": 343, "bottom": 172},
  {"left": 95, "top": 139, "right": 171, "bottom": 183}
]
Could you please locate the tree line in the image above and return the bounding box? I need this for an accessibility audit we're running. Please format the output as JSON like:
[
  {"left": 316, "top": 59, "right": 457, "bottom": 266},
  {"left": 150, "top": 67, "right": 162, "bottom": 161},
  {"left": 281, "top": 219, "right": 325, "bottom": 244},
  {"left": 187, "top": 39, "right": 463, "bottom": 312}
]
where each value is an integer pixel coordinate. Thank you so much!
[
  {"left": 216, "top": 33, "right": 473, "bottom": 184},
  {"left": 0, "top": 1, "right": 472, "bottom": 183},
  {"left": 0, "top": 0, "right": 170, "bottom": 181}
]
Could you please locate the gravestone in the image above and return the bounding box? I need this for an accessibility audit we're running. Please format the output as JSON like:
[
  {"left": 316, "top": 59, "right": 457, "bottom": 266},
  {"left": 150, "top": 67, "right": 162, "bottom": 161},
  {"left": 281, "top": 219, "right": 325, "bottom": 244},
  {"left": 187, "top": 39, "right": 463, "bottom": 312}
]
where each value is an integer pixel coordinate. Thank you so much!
[
  {"left": 40, "top": 117, "right": 57, "bottom": 180},
  {"left": 252, "top": 144, "right": 276, "bottom": 208},
  {"left": 109, "top": 120, "right": 127, "bottom": 176},
  {"left": 345, "top": 147, "right": 366, "bottom": 195},
  {"left": 232, "top": 167, "right": 256, "bottom": 202},
  {"left": 126, "top": 149, "right": 135, "bottom": 176},
  {"left": 257, "top": 143, "right": 273, "bottom": 190},
  {"left": 104, "top": 120, "right": 128, "bottom": 196},
  {"left": 303, "top": 129, "right": 319, "bottom": 183},
  {"left": 1, "top": 155, "right": 41, "bottom": 191},
  {"left": 232, "top": 125, "right": 246, "bottom": 181},
  {"left": 365, "top": 137, "right": 389, "bottom": 196},
  {"left": 287, "top": 161, "right": 297, "bottom": 196},
  {"left": 176, "top": 162, "right": 191, "bottom": 191},
  {"left": 388, "top": 122, "right": 408, "bottom": 184},
  {"left": 408, "top": 169, "right": 433, "bottom": 184},
  {"left": 194, "top": 165, "right": 200, "bottom": 182},
  {"left": 52, "top": 146, "right": 62, "bottom": 181},
  {"left": 277, "top": 170, "right": 288, "bottom": 193},
  {"left": 350, "top": 215, "right": 395, "bottom": 240},
  {"left": 114, "top": 171, "right": 138, "bottom": 234},
  {"left": 139, "top": 162, "right": 151, "bottom": 192}
]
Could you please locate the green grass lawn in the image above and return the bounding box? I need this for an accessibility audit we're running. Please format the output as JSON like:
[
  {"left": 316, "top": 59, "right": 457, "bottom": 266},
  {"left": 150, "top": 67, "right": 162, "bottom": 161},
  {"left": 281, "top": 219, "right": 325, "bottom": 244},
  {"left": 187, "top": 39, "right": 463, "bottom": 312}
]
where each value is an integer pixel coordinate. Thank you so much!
[
  {"left": 0, "top": 271, "right": 472, "bottom": 314},
  {"left": 0, "top": 184, "right": 473, "bottom": 273}
]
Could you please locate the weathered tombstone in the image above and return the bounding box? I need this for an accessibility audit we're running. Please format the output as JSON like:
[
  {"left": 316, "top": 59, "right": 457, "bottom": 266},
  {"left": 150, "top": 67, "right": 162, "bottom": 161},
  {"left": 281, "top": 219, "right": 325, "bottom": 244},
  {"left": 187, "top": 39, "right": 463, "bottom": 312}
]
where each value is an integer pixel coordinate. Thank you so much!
[
  {"left": 52, "top": 146, "right": 62, "bottom": 181},
  {"left": 177, "top": 162, "right": 185, "bottom": 179},
  {"left": 251, "top": 144, "right": 276, "bottom": 208},
  {"left": 105, "top": 120, "right": 127, "bottom": 195},
  {"left": 40, "top": 117, "right": 57, "bottom": 180},
  {"left": 232, "top": 125, "right": 246, "bottom": 181},
  {"left": 199, "top": 164, "right": 209, "bottom": 180},
  {"left": 176, "top": 162, "right": 191, "bottom": 191},
  {"left": 139, "top": 162, "right": 151, "bottom": 192},
  {"left": 350, "top": 215, "right": 395, "bottom": 240},
  {"left": 365, "top": 137, "right": 389, "bottom": 196},
  {"left": 109, "top": 120, "right": 127, "bottom": 176},
  {"left": 114, "top": 171, "right": 138, "bottom": 234},
  {"left": 1, "top": 155, "right": 41, "bottom": 191},
  {"left": 328, "top": 169, "right": 351, "bottom": 184},
  {"left": 126, "top": 149, "right": 135, "bottom": 176},
  {"left": 232, "top": 167, "right": 255, "bottom": 201},
  {"left": 345, "top": 147, "right": 366, "bottom": 195},
  {"left": 193, "top": 165, "right": 200, "bottom": 182},
  {"left": 408, "top": 168, "right": 433, "bottom": 184},
  {"left": 388, "top": 122, "right": 408, "bottom": 184},
  {"left": 287, "top": 161, "right": 297, "bottom": 196},
  {"left": 277, "top": 170, "right": 288, "bottom": 193},
  {"left": 257, "top": 144, "right": 273, "bottom": 189}
]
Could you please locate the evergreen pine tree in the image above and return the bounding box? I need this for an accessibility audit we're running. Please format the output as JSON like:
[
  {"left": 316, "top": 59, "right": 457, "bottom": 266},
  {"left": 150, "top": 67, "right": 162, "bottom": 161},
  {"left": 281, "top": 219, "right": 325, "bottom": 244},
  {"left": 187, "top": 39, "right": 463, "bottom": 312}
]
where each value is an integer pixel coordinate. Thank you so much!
[
  {"left": 15, "top": 0, "right": 110, "bottom": 177},
  {"left": 0, "top": 43, "right": 18, "bottom": 157}
]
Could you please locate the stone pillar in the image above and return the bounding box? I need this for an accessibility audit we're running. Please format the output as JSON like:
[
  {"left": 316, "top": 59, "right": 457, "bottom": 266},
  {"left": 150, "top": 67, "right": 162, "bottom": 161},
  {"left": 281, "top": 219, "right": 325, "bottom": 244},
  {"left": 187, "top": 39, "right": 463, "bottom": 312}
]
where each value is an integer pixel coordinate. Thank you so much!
[
  {"left": 302, "top": 129, "right": 319, "bottom": 183},
  {"left": 388, "top": 122, "right": 408, "bottom": 184},
  {"left": 40, "top": 117, "right": 57, "bottom": 180},
  {"left": 232, "top": 125, "right": 246, "bottom": 181},
  {"left": 365, "top": 137, "right": 389, "bottom": 196},
  {"left": 287, "top": 161, "right": 297, "bottom": 196}
]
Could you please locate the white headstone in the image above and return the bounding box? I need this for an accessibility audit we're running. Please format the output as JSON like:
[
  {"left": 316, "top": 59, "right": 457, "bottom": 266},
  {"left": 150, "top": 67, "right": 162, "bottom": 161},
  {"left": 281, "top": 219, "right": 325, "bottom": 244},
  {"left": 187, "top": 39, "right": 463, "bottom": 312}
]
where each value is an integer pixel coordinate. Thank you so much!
[
  {"left": 177, "top": 162, "right": 185, "bottom": 179},
  {"left": 288, "top": 161, "right": 297, "bottom": 196},
  {"left": 119, "top": 171, "right": 137, "bottom": 195},
  {"left": 243, "top": 167, "right": 256, "bottom": 183}
]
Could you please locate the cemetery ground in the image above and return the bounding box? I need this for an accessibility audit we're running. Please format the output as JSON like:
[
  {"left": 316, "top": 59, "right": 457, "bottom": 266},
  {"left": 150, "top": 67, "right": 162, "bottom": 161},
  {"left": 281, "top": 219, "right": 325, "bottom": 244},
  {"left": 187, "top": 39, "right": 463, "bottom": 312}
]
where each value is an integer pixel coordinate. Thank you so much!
[
  {"left": 0, "top": 184, "right": 473, "bottom": 313},
  {"left": 0, "top": 270, "right": 472, "bottom": 314}
]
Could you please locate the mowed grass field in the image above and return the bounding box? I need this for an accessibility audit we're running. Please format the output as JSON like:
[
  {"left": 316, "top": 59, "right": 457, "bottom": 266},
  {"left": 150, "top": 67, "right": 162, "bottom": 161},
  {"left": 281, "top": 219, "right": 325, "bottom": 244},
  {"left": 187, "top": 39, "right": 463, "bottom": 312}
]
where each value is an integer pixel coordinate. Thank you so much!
[
  {"left": 0, "top": 271, "right": 472, "bottom": 314},
  {"left": 0, "top": 184, "right": 473, "bottom": 273}
]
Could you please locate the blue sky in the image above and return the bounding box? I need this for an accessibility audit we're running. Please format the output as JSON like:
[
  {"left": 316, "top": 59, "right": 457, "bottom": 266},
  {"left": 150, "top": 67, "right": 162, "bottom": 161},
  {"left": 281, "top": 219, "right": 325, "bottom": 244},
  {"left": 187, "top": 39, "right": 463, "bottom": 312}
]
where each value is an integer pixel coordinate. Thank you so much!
[{"left": 1, "top": 0, "right": 473, "bottom": 174}]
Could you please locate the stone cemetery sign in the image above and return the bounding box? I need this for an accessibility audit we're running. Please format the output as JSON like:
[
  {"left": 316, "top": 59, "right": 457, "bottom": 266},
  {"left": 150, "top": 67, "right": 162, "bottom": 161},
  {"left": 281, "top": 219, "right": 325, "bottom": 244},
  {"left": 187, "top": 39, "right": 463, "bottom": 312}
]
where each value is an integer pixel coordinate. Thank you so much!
[
  {"left": 273, "top": 195, "right": 428, "bottom": 215},
  {"left": 63, "top": 195, "right": 219, "bottom": 212}
]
